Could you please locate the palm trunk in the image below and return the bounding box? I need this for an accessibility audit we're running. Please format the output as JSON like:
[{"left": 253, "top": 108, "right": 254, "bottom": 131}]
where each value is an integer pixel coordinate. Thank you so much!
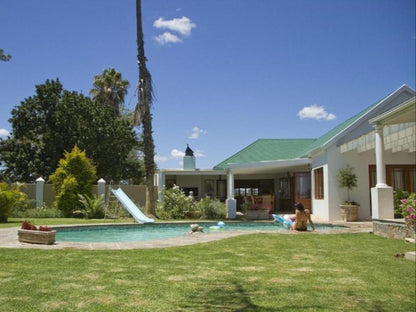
[{"left": 136, "top": 0, "right": 156, "bottom": 216}]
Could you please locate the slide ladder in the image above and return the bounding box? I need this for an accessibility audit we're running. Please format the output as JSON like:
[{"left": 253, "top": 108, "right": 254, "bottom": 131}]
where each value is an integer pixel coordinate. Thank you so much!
[{"left": 111, "top": 188, "right": 154, "bottom": 223}]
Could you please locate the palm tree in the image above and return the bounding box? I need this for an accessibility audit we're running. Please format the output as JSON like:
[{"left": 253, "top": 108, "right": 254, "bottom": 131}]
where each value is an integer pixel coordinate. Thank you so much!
[
  {"left": 134, "top": 0, "right": 156, "bottom": 216},
  {"left": 89, "top": 68, "right": 130, "bottom": 116},
  {"left": 0, "top": 49, "right": 12, "bottom": 62}
]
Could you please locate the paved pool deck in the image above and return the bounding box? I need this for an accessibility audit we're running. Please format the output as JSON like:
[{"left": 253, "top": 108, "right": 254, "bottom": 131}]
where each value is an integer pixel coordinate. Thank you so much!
[{"left": 0, "top": 221, "right": 374, "bottom": 250}]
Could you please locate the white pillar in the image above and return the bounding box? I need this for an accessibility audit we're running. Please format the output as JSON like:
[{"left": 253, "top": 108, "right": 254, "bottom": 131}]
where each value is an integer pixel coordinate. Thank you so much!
[
  {"left": 374, "top": 125, "right": 387, "bottom": 187},
  {"left": 157, "top": 172, "right": 165, "bottom": 201},
  {"left": 371, "top": 124, "right": 394, "bottom": 219},
  {"left": 226, "top": 169, "right": 236, "bottom": 219},
  {"left": 97, "top": 178, "right": 106, "bottom": 198},
  {"left": 35, "top": 177, "right": 45, "bottom": 208}
]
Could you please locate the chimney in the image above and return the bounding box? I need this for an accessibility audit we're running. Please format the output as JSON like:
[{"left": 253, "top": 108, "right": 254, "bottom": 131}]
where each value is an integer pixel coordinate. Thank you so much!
[{"left": 183, "top": 144, "right": 196, "bottom": 170}]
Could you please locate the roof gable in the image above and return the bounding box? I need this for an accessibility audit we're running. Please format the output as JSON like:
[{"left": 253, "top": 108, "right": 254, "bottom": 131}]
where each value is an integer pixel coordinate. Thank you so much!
[{"left": 305, "top": 84, "right": 415, "bottom": 155}]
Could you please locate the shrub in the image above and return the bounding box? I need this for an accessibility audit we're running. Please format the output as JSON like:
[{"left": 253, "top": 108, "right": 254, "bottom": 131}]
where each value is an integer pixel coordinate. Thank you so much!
[
  {"left": 400, "top": 193, "right": 416, "bottom": 232},
  {"left": 76, "top": 194, "right": 105, "bottom": 219},
  {"left": 196, "top": 197, "right": 227, "bottom": 219},
  {"left": 49, "top": 145, "right": 97, "bottom": 217},
  {"left": 21, "top": 221, "right": 37, "bottom": 230},
  {"left": 0, "top": 182, "right": 27, "bottom": 222},
  {"left": 21, "top": 221, "right": 52, "bottom": 231},
  {"left": 9, "top": 198, "right": 36, "bottom": 218},
  {"left": 394, "top": 190, "right": 409, "bottom": 218},
  {"left": 156, "top": 185, "right": 196, "bottom": 219},
  {"left": 337, "top": 165, "right": 358, "bottom": 204},
  {"left": 22, "top": 207, "right": 63, "bottom": 218}
]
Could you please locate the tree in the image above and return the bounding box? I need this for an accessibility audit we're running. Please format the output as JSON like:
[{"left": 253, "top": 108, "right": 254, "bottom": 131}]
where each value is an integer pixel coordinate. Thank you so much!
[
  {"left": 135, "top": 0, "right": 157, "bottom": 216},
  {"left": 89, "top": 68, "right": 130, "bottom": 116},
  {"left": 0, "top": 49, "right": 12, "bottom": 62},
  {"left": 0, "top": 79, "right": 143, "bottom": 182},
  {"left": 337, "top": 165, "right": 358, "bottom": 204},
  {"left": 49, "top": 145, "right": 97, "bottom": 217}
]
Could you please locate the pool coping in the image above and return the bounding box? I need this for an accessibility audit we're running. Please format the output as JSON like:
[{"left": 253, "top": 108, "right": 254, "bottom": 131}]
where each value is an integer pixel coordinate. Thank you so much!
[{"left": 0, "top": 221, "right": 374, "bottom": 250}]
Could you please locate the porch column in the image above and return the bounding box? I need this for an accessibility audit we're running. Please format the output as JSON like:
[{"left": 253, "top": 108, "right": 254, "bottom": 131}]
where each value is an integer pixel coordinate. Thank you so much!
[
  {"left": 157, "top": 172, "right": 165, "bottom": 201},
  {"left": 226, "top": 169, "right": 236, "bottom": 219},
  {"left": 374, "top": 125, "right": 387, "bottom": 187},
  {"left": 371, "top": 124, "right": 394, "bottom": 219}
]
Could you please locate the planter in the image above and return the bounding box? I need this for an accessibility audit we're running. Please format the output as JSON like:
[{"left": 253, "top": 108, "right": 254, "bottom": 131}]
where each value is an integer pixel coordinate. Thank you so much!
[
  {"left": 18, "top": 229, "right": 56, "bottom": 245},
  {"left": 339, "top": 204, "right": 359, "bottom": 222},
  {"left": 246, "top": 209, "right": 269, "bottom": 220}
]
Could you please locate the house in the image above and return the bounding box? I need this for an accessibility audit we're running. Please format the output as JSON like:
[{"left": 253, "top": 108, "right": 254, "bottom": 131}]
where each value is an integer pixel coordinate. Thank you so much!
[{"left": 155, "top": 85, "right": 415, "bottom": 221}]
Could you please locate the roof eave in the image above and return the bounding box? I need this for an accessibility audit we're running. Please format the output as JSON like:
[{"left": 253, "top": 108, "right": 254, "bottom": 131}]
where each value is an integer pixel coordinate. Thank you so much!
[{"left": 318, "top": 84, "right": 415, "bottom": 151}]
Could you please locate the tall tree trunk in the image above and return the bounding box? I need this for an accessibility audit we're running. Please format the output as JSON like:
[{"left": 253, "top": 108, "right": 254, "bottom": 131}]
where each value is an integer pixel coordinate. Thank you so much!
[{"left": 136, "top": 0, "right": 156, "bottom": 216}]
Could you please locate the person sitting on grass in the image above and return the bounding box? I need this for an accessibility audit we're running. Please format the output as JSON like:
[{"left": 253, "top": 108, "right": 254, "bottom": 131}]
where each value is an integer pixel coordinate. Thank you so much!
[{"left": 290, "top": 202, "right": 316, "bottom": 232}]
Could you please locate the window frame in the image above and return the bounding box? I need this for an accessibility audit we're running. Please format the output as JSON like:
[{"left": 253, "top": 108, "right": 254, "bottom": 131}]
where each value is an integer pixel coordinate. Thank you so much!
[{"left": 314, "top": 167, "right": 324, "bottom": 200}]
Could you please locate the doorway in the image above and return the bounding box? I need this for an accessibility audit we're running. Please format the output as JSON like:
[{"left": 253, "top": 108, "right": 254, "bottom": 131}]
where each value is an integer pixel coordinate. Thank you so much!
[{"left": 294, "top": 172, "right": 311, "bottom": 211}]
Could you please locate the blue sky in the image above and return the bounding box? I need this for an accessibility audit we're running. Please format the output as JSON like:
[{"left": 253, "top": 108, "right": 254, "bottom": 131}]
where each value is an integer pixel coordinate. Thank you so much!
[{"left": 1, "top": 0, "right": 415, "bottom": 170}]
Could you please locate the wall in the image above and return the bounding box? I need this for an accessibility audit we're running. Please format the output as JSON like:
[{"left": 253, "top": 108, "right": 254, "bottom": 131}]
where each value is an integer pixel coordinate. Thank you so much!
[
  {"left": 20, "top": 183, "right": 148, "bottom": 207},
  {"left": 373, "top": 219, "right": 415, "bottom": 240},
  {"left": 314, "top": 141, "right": 415, "bottom": 221}
]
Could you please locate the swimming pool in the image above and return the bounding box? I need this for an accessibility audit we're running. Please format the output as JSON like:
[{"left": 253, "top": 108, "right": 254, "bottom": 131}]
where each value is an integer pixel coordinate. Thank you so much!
[{"left": 54, "top": 222, "right": 346, "bottom": 243}]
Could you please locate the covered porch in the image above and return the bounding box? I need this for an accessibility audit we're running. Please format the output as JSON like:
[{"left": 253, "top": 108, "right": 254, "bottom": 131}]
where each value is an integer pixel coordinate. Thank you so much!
[{"left": 224, "top": 158, "right": 311, "bottom": 219}]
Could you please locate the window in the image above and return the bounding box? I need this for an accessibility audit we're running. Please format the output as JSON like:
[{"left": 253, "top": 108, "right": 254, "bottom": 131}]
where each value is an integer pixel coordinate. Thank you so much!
[
  {"left": 295, "top": 172, "right": 311, "bottom": 199},
  {"left": 314, "top": 167, "right": 324, "bottom": 199},
  {"left": 369, "top": 164, "right": 416, "bottom": 193}
]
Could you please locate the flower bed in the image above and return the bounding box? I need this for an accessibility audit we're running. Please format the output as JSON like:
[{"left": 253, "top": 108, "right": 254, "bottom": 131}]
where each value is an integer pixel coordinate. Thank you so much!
[{"left": 17, "top": 221, "right": 55, "bottom": 245}]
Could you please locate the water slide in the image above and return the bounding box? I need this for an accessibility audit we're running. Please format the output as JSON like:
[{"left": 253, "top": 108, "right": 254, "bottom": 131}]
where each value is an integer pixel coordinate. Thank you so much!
[{"left": 111, "top": 188, "right": 155, "bottom": 223}]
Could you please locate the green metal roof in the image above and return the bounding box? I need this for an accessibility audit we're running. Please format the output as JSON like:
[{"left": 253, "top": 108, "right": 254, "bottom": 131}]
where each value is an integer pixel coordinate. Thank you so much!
[
  {"left": 214, "top": 139, "right": 316, "bottom": 170},
  {"left": 213, "top": 89, "right": 398, "bottom": 170}
]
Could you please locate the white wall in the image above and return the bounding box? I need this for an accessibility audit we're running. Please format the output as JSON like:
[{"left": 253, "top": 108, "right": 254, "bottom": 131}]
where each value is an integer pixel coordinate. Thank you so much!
[{"left": 313, "top": 143, "right": 415, "bottom": 221}]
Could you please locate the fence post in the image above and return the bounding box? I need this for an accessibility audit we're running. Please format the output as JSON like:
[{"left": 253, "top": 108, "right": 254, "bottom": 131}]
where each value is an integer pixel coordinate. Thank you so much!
[
  {"left": 97, "top": 178, "right": 106, "bottom": 198},
  {"left": 36, "top": 177, "right": 45, "bottom": 208}
]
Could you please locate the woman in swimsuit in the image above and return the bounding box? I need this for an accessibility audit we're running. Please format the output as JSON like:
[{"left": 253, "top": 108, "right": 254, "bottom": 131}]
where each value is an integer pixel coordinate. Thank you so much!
[{"left": 291, "top": 202, "right": 316, "bottom": 231}]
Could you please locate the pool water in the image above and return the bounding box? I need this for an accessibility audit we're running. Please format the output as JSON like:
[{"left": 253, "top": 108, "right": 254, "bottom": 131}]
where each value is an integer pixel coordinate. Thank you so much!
[{"left": 55, "top": 222, "right": 345, "bottom": 243}]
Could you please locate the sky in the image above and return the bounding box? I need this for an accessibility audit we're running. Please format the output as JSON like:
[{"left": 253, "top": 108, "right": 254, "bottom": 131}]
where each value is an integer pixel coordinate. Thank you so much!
[{"left": 1, "top": 0, "right": 415, "bottom": 171}]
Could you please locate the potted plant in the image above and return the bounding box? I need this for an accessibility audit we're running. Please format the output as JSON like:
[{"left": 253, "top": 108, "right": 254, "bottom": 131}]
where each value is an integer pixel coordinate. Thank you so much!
[
  {"left": 337, "top": 165, "right": 359, "bottom": 221},
  {"left": 18, "top": 221, "right": 56, "bottom": 245}
]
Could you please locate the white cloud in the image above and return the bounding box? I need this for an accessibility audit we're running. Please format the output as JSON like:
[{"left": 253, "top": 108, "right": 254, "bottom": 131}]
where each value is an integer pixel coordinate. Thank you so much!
[
  {"left": 153, "top": 16, "right": 196, "bottom": 36},
  {"left": 0, "top": 128, "right": 10, "bottom": 139},
  {"left": 297, "top": 105, "right": 336, "bottom": 121},
  {"left": 194, "top": 150, "right": 205, "bottom": 157},
  {"left": 154, "top": 154, "right": 169, "bottom": 162},
  {"left": 171, "top": 149, "right": 185, "bottom": 159},
  {"left": 154, "top": 32, "right": 182, "bottom": 45},
  {"left": 188, "top": 126, "right": 207, "bottom": 139}
]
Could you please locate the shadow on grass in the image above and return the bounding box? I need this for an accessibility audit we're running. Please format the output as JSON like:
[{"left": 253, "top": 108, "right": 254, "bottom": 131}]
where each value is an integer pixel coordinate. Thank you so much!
[{"left": 179, "top": 281, "right": 275, "bottom": 311}]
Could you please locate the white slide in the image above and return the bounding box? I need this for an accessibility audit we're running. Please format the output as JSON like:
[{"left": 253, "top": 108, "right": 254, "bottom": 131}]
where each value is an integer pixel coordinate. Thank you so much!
[{"left": 111, "top": 188, "right": 155, "bottom": 223}]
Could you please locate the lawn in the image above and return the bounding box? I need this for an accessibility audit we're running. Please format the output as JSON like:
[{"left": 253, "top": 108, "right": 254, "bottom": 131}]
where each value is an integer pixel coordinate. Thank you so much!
[{"left": 0, "top": 232, "right": 414, "bottom": 311}]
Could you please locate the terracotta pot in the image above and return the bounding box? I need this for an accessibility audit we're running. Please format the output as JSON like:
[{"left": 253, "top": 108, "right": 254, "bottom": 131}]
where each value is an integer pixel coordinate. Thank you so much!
[{"left": 339, "top": 204, "right": 359, "bottom": 222}]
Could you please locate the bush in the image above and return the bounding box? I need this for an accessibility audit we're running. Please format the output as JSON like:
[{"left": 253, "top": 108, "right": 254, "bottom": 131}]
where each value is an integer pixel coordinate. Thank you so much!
[
  {"left": 9, "top": 198, "right": 35, "bottom": 218},
  {"left": 196, "top": 197, "right": 227, "bottom": 219},
  {"left": 400, "top": 193, "right": 416, "bottom": 231},
  {"left": 156, "top": 185, "right": 196, "bottom": 219},
  {"left": 0, "top": 182, "right": 28, "bottom": 222},
  {"left": 394, "top": 190, "right": 409, "bottom": 218},
  {"left": 22, "top": 207, "right": 63, "bottom": 218},
  {"left": 337, "top": 165, "right": 358, "bottom": 204},
  {"left": 49, "top": 145, "right": 97, "bottom": 217},
  {"left": 76, "top": 194, "right": 105, "bottom": 219}
]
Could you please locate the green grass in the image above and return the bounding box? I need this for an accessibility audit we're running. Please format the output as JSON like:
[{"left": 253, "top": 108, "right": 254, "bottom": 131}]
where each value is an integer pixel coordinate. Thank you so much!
[{"left": 0, "top": 233, "right": 414, "bottom": 311}]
